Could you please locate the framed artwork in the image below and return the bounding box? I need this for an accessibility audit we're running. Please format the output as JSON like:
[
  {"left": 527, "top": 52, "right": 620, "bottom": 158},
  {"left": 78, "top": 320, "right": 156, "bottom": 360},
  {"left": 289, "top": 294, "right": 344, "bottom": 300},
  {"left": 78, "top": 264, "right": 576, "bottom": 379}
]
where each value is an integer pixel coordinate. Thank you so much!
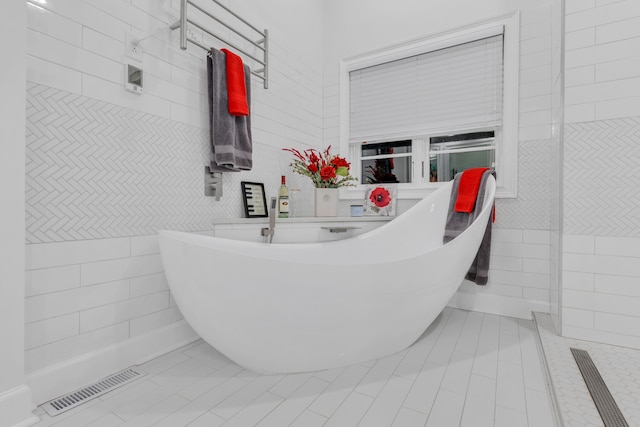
[
  {"left": 363, "top": 184, "right": 397, "bottom": 216},
  {"left": 240, "top": 181, "right": 268, "bottom": 218}
]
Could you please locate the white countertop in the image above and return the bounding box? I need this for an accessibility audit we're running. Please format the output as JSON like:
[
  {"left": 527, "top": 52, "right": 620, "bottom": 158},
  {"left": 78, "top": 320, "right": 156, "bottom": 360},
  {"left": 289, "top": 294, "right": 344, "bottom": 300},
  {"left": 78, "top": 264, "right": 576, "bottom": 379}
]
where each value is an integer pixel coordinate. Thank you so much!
[{"left": 211, "top": 216, "right": 395, "bottom": 225}]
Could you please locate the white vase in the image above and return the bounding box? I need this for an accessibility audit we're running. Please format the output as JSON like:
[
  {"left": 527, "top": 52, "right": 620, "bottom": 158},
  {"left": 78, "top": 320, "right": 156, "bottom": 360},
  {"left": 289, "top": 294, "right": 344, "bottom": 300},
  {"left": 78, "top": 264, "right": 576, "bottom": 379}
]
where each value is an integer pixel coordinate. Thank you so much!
[{"left": 314, "top": 188, "right": 338, "bottom": 217}]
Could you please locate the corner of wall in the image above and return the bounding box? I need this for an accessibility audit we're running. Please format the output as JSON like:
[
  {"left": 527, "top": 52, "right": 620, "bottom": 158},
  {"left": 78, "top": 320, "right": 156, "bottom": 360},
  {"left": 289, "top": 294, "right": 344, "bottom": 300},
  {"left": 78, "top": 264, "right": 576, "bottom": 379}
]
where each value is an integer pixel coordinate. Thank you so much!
[
  {"left": 28, "top": 320, "right": 198, "bottom": 406},
  {"left": 0, "top": 386, "right": 39, "bottom": 427},
  {"left": 0, "top": 1, "right": 37, "bottom": 426}
]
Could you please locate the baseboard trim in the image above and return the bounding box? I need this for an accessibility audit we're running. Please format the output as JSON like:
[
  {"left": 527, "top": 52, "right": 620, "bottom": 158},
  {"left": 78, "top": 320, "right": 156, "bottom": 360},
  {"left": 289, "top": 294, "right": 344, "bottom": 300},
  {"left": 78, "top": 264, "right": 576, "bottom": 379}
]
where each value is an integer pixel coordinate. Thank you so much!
[
  {"left": 27, "top": 320, "right": 199, "bottom": 406},
  {"left": 0, "top": 385, "right": 39, "bottom": 427},
  {"left": 8, "top": 416, "right": 40, "bottom": 427},
  {"left": 448, "top": 290, "right": 550, "bottom": 319}
]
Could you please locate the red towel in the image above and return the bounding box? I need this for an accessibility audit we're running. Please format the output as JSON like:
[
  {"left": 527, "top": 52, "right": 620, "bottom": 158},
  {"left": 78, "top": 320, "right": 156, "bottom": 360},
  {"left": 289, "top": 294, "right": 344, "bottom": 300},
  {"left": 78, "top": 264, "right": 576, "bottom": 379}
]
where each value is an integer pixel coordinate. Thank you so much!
[
  {"left": 220, "top": 48, "right": 249, "bottom": 116},
  {"left": 454, "top": 167, "right": 490, "bottom": 213}
]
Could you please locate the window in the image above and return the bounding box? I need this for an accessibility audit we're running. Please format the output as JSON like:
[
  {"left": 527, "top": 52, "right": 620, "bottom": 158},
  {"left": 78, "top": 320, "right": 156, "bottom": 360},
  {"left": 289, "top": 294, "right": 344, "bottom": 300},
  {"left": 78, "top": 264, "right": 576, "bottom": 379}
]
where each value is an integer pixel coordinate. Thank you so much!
[
  {"left": 361, "top": 140, "right": 412, "bottom": 184},
  {"left": 429, "top": 131, "right": 495, "bottom": 182},
  {"left": 340, "top": 13, "right": 519, "bottom": 199}
]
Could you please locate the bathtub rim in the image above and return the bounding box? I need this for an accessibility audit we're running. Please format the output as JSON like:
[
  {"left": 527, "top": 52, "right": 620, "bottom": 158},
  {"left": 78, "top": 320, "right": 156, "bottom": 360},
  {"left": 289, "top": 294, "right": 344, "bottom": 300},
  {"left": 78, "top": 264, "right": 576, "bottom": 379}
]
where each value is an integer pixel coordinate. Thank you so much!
[{"left": 158, "top": 176, "right": 495, "bottom": 264}]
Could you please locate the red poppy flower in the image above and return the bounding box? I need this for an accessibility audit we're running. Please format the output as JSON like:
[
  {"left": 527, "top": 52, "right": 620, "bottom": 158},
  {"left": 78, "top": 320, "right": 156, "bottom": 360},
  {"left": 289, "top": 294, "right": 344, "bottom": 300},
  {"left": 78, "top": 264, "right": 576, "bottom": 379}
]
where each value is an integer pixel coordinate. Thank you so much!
[
  {"left": 320, "top": 165, "right": 336, "bottom": 181},
  {"left": 370, "top": 187, "right": 391, "bottom": 208}
]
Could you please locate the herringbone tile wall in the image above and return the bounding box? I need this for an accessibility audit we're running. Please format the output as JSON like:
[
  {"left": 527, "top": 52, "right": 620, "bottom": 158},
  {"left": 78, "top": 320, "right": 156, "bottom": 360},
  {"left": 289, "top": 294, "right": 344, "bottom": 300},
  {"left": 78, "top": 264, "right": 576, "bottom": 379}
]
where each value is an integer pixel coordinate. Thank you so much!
[
  {"left": 25, "top": 83, "right": 289, "bottom": 243},
  {"left": 564, "top": 117, "right": 640, "bottom": 237},
  {"left": 494, "top": 139, "right": 552, "bottom": 230}
]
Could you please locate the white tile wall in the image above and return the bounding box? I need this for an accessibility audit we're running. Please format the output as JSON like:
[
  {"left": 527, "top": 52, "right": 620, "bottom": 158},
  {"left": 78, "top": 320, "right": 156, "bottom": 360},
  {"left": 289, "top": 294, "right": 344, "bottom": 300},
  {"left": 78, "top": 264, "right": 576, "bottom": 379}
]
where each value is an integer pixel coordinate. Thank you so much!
[
  {"left": 25, "top": 313, "right": 79, "bottom": 351},
  {"left": 563, "top": 235, "right": 640, "bottom": 348},
  {"left": 25, "top": 0, "right": 324, "bottom": 220},
  {"left": 25, "top": 264, "right": 80, "bottom": 297},
  {"left": 519, "top": 4, "right": 554, "bottom": 142},
  {"left": 24, "top": 0, "right": 325, "bottom": 400},
  {"left": 26, "top": 238, "right": 130, "bottom": 269},
  {"left": 563, "top": 271, "right": 595, "bottom": 292},
  {"left": 454, "top": 228, "right": 551, "bottom": 314},
  {"left": 564, "top": 0, "right": 640, "bottom": 123},
  {"left": 27, "top": 321, "right": 131, "bottom": 373},
  {"left": 565, "top": 27, "right": 595, "bottom": 50},
  {"left": 25, "top": 279, "right": 131, "bottom": 324},
  {"left": 80, "top": 254, "right": 163, "bottom": 287},
  {"left": 565, "top": 65, "right": 594, "bottom": 87},
  {"left": 595, "top": 274, "right": 640, "bottom": 297},
  {"left": 130, "top": 273, "right": 168, "bottom": 298},
  {"left": 79, "top": 291, "right": 170, "bottom": 333},
  {"left": 23, "top": 233, "right": 182, "bottom": 376}
]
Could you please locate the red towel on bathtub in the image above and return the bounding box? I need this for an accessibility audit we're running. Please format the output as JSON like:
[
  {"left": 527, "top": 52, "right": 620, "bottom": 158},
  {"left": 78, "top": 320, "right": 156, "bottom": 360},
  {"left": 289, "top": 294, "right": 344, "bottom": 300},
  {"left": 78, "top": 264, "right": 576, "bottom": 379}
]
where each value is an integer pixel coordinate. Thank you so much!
[
  {"left": 221, "top": 48, "right": 249, "bottom": 116},
  {"left": 454, "top": 167, "right": 491, "bottom": 213}
]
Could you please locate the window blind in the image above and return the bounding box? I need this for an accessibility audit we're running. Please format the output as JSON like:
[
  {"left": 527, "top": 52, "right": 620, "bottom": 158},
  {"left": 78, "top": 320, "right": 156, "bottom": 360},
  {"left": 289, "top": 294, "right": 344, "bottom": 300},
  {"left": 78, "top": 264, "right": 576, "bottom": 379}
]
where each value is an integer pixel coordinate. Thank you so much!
[{"left": 349, "top": 34, "right": 504, "bottom": 143}]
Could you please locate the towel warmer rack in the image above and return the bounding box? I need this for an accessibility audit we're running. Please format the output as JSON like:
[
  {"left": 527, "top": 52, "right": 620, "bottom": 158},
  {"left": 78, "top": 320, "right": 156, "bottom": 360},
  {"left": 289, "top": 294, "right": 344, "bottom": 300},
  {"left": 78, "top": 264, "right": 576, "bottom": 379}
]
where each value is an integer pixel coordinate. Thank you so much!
[{"left": 170, "top": 0, "right": 269, "bottom": 89}]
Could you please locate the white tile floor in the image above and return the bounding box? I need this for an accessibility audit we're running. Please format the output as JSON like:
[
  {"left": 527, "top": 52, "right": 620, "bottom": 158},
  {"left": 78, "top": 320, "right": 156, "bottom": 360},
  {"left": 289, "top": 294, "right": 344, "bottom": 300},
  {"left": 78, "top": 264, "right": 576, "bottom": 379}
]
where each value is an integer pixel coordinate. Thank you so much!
[
  {"left": 534, "top": 312, "right": 640, "bottom": 427},
  {"left": 33, "top": 308, "right": 556, "bottom": 427}
]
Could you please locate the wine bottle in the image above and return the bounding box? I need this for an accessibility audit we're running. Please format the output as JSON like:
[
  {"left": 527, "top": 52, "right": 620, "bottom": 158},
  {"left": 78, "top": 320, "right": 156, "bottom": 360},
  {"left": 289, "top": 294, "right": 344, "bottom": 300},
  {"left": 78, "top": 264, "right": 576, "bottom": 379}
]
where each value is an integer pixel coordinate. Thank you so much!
[{"left": 278, "top": 175, "right": 289, "bottom": 218}]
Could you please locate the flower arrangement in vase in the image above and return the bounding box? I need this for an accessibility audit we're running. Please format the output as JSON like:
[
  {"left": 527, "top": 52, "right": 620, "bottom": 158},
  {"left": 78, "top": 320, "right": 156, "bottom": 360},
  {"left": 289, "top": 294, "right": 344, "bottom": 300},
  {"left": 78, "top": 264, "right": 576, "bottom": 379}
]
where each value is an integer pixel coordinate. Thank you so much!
[
  {"left": 283, "top": 145, "right": 357, "bottom": 188},
  {"left": 283, "top": 145, "right": 357, "bottom": 216}
]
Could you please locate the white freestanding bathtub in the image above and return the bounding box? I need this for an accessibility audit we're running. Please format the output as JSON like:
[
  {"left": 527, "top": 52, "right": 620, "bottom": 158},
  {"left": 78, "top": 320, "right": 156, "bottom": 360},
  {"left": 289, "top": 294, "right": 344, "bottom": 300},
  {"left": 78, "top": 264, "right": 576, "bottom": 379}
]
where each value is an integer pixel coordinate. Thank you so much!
[{"left": 159, "top": 176, "right": 495, "bottom": 374}]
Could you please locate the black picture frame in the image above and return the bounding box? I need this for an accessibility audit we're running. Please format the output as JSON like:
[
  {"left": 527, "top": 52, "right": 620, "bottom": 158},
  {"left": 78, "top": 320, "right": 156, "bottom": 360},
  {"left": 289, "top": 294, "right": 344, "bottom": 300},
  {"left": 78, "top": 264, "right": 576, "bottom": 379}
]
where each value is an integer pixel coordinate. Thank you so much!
[{"left": 240, "top": 181, "right": 268, "bottom": 218}]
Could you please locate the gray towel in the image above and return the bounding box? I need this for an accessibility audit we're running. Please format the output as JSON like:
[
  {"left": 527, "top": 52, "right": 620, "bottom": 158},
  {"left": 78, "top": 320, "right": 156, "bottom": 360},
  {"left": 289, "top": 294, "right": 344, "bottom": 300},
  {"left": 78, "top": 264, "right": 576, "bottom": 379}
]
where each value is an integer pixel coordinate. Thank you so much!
[
  {"left": 443, "top": 170, "right": 495, "bottom": 286},
  {"left": 207, "top": 48, "right": 253, "bottom": 172}
]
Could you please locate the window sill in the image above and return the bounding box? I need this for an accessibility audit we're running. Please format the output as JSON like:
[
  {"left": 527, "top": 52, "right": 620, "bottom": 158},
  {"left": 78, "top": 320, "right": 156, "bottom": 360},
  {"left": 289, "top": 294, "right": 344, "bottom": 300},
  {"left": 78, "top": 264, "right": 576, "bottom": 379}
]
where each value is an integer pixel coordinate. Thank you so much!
[{"left": 339, "top": 183, "right": 516, "bottom": 200}]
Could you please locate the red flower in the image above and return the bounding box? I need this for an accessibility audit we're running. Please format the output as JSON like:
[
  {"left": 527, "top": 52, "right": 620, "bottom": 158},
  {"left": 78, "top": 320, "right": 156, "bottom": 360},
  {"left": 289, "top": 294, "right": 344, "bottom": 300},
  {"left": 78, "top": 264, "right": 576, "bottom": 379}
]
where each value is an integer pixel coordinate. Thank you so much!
[
  {"left": 320, "top": 165, "right": 336, "bottom": 181},
  {"left": 308, "top": 151, "right": 319, "bottom": 163},
  {"left": 331, "top": 156, "right": 350, "bottom": 169},
  {"left": 308, "top": 163, "right": 318, "bottom": 173},
  {"left": 370, "top": 187, "right": 391, "bottom": 208}
]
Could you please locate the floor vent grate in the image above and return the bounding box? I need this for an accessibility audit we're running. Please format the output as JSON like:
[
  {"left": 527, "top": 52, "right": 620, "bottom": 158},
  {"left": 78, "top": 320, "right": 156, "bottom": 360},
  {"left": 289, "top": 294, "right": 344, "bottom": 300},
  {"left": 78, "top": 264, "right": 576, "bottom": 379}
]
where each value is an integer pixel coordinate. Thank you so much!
[
  {"left": 42, "top": 367, "right": 145, "bottom": 416},
  {"left": 571, "top": 348, "right": 629, "bottom": 427}
]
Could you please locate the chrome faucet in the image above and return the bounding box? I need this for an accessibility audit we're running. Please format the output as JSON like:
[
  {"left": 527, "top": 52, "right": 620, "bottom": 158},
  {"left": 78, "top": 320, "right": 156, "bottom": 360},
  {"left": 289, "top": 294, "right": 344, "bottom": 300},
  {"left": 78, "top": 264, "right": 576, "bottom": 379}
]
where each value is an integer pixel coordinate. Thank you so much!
[{"left": 261, "top": 197, "right": 277, "bottom": 243}]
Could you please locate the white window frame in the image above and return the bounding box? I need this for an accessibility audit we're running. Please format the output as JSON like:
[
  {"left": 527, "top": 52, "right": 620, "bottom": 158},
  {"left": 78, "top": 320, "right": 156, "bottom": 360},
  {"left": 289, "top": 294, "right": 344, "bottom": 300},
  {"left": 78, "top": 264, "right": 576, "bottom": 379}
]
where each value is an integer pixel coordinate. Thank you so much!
[{"left": 338, "top": 13, "right": 519, "bottom": 200}]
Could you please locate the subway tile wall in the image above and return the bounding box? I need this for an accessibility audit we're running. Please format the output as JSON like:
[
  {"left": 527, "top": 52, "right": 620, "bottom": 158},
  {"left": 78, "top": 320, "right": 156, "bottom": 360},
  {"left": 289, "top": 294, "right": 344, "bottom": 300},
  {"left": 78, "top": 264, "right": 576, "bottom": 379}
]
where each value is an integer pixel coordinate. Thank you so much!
[
  {"left": 458, "top": 229, "right": 551, "bottom": 307},
  {"left": 562, "top": 234, "right": 640, "bottom": 349},
  {"left": 24, "top": 0, "right": 324, "bottom": 399},
  {"left": 562, "top": 0, "right": 640, "bottom": 348},
  {"left": 564, "top": 0, "right": 640, "bottom": 122},
  {"left": 24, "top": 235, "right": 176, "bottom": 373}
]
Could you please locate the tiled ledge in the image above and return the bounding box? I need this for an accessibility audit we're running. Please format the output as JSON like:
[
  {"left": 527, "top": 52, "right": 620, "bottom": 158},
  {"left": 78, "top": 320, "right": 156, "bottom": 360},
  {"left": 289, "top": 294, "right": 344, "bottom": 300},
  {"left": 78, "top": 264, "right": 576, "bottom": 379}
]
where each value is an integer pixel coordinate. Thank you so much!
[{"left": 211, "top": 216, "right": 394, "bottom": 225}]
